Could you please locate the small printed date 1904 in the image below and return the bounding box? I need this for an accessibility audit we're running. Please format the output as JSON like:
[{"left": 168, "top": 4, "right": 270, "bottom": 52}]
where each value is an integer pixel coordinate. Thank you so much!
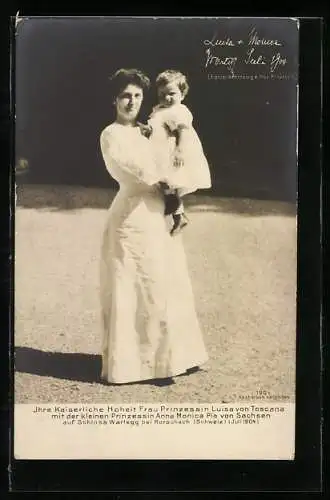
[{"left": 235, "top": 390, "right": 289, "bottom": 401}]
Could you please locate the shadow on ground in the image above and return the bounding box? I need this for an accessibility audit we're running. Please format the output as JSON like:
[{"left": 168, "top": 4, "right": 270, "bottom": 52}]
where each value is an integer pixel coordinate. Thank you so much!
[
  {"left": 16, "top": 184, "right": 297, "bottom": 217},
  {"left": 15, "top": 346, "right": 101, "bottom": 384},
  {"left": 15, "top": 346, "right": 190, "bottom": 387}
]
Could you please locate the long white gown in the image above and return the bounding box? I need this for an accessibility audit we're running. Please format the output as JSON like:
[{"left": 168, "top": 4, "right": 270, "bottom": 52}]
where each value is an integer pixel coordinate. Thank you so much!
[{"left": 99, "top": 122, "right": 208, "bottom": 384}]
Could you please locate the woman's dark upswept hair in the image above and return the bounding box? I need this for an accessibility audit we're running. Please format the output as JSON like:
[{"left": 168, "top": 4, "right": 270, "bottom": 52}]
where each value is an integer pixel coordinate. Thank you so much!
[{"left": 108, "top": 68, "right": 151, "bottom": 101}]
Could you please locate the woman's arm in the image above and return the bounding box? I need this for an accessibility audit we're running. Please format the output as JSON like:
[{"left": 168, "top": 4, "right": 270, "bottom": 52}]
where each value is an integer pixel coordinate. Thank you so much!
[{"left": 100, "top": 128, "right": 165, "bottom": 186}]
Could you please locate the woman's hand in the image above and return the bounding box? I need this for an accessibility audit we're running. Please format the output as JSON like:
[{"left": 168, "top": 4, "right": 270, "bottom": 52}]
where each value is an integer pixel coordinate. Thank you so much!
[{"left": 173, "top": 149, "right": 185, "bottom": 168}]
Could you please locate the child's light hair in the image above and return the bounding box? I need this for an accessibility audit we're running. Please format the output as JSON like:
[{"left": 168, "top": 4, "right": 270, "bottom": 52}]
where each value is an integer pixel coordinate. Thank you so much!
[{"left": 155, "top": 70, "right": 189, "bottom": 98}]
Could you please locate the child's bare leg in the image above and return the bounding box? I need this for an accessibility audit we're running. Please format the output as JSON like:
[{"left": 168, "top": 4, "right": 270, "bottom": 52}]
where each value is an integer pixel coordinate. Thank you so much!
[
  {"left": 174, "top": 199, "right": 184, "bottom": 215},
  {"left": 170, "top": 197, "right": 189, "bottom": 235}
]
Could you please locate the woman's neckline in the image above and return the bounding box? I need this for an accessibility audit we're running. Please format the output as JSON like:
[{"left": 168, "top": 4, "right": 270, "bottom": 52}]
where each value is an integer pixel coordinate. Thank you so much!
[{"left": 113, "top": 120, "right": 139, "bottom": 128}]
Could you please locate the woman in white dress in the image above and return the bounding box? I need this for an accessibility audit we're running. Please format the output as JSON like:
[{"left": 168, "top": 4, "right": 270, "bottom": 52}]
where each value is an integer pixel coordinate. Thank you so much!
[{"left": 99, "top": 68, "right": 208, "bottom": 384}]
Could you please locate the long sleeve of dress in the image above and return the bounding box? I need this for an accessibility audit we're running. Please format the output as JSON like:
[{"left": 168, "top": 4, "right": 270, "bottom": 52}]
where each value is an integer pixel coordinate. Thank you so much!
[{"left": 100, "top": 126, "right": 164, "bottom": 186}]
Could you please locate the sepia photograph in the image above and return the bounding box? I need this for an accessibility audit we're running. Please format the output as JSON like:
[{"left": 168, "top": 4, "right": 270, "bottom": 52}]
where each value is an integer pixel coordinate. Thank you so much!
[{"left": 14, "top": 16, "right": 299, "bottom": 459}]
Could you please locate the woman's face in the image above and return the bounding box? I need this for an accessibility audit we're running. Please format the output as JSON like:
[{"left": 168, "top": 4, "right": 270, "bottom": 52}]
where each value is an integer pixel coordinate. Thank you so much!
[{"left": 115, "top": 84, "right": 144, "bottom": 124}]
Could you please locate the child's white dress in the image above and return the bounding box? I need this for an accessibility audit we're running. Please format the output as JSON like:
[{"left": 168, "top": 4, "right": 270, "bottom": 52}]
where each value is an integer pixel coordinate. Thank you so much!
[{"left": 148, "top": 103, "right": 212, "bottom": 196}]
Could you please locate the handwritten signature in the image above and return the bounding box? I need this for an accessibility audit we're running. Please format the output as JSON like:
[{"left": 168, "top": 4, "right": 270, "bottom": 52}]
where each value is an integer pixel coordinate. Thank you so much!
[
  {"left": 203, "top": 27, "right": 287, "bottom": 75},
  {"left": 205, "top": 48, "right": 237, "bottom": 75},
  {"left": 203, "top": 28, "right": 282, "bottom": 48},
  {"left": 247, "top": 27, "right": 282, "bottom": 47}
]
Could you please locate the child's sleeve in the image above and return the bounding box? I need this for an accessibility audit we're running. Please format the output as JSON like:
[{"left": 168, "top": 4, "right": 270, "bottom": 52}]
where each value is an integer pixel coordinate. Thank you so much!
[{"left": 165, "top": 105, "right": 193, "bottom": 133}]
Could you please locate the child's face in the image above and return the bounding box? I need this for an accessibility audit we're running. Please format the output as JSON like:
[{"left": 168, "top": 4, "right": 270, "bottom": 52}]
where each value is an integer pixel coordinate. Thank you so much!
[{"left": 157, "top": 81, "right": 183, "bottom": 107}]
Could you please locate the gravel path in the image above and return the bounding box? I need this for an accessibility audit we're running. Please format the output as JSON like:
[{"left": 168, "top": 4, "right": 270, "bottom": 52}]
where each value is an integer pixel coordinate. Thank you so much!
[{"left": 14, "top": 185, "right": 297, "bottom": 404}]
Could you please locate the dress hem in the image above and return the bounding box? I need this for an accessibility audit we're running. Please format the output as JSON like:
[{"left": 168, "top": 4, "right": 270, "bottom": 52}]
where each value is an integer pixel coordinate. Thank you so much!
[{"left": 100, "top": 358, "right": 208, "bottom": 385}]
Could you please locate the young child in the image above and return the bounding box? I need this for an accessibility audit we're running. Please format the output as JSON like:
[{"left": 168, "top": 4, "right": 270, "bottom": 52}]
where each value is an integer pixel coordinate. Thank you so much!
[{"left": 146, "top": 70, "right": 211, "bottom": 235}]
